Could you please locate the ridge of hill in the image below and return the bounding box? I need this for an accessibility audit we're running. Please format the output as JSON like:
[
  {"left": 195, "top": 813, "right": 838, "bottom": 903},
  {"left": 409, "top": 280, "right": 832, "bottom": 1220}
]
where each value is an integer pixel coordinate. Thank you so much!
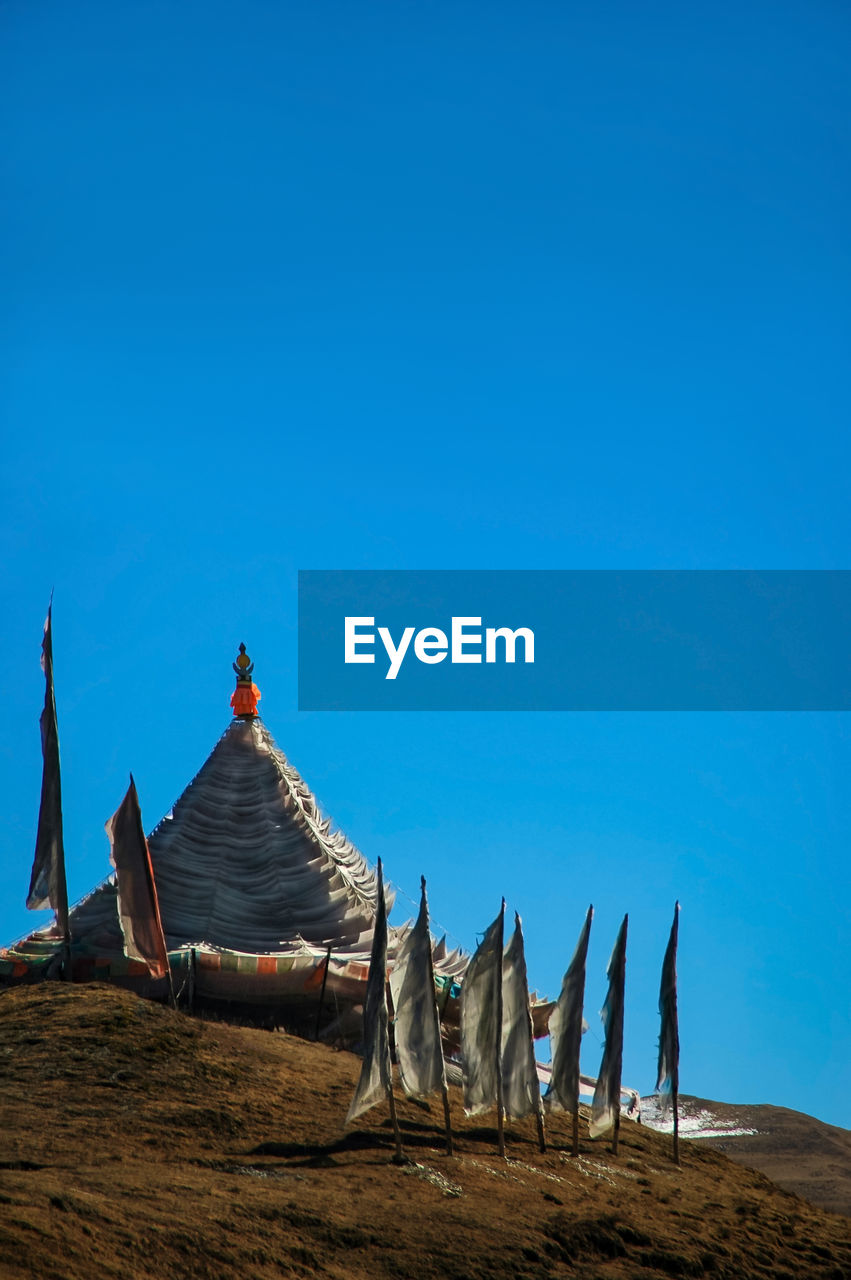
[
  {"left": 642, "top": 1094, "right": 851, "bottom": 1218},
  {"left": 0, "top": 985, "right": 848, "bottom": 1280}
]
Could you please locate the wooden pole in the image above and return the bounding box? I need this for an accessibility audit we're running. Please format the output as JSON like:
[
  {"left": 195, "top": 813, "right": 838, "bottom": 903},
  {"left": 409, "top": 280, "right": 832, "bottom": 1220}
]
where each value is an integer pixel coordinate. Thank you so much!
[
  {"left": 187, "top": 947, "right": 196, "bottom": 1013},
  {"left": 422, "top": 877, "right": 454, "bottom": 1157},
  {"left": 572, "top": 1105, "right": 580, "bottom": 1157},
  {"left": 535, "top": 1101, "right": 547, "bottom": 1154},
  {"left": 516, "top": 911, "right": 546, "bottom": 1154},
  {"left": 669, "top": 903, "right": 681, "bottom": 1167},
  {"left": 383, "top": 967, "right": 405, "bottom": 1163},
  {"left": 383, "top": 969, "right": 405, "bottom": 1163},
  {"left": 386, "top": 972, "right": 398, "bottom": 1064},
  {"left": 440, "top": 1074, "right": 454, "bottom": 1158},
  {"left": 495, "top": 899, "right": 506, "bottom": 1158},
  {"left": 314, "top": 945, "right": 332, "bottom": 1040},
  {"left": 386, "top": 1080, "right": 405, "bottom": 1163},
  {"left": 610, "top": 914, "right": 628, "bottom": 1157}
]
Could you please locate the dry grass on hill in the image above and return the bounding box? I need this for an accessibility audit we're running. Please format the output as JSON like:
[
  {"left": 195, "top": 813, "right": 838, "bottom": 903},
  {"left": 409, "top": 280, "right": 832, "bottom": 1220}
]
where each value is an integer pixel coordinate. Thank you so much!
[
  {"left": 0, "top": 985, "right": 848, "bottom": 1280},
  {"left": 681, "top": 1096, "right": 851, "bottom": 1219}
]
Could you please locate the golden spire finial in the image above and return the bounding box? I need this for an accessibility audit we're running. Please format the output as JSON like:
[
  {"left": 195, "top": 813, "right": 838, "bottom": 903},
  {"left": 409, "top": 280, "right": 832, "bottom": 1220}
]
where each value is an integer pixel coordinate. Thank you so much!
[
  {"left": 233, "top": 642, "right": 253, "bottom": 680},
  {"left": 230, "top": 644, "right": 261, "bottom": 718}
]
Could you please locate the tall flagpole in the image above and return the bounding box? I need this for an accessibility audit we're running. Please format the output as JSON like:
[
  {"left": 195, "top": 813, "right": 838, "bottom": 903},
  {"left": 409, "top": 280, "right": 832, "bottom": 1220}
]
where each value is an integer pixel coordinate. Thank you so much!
[
  {"left": 545, "top": 904, "right": 593, "bottom": 1157},
  {"left": 671, "top": 907, "right": 680, "bottom": 1168},
  {"left": 137, "top": 774, "right": 176, "bottom": 1011},
  {"left": 345, "top": 857, "right": 403, "bottom": 1160},
  {"left": 529, "top": 1004, "right": 547, "bottom": 1154},
  {"left": 422, "top": 877, "right": 454, "bottom": 1156},
  {"left": 611, "top": 915, "right": 628, "bottom": 1157},
  {"left": 574, "top": 905, "right": 593, "bottom": 1156},
  {"left": 672, "top": 950, "right": 680, "bottom": 1170},
  {"left": 378, "top": 860, "right": 404, "bottom": 1162},
  {"left": 657, "top": 901, "right": 681, "bottom": 1167},
  {"left": 384, "top": 979, "right": 405, "bottom": 1163},
  {"left": 106, "top": 774, "right": 175, "bottom": 1004},
  {"left": 590, "top": 914, "right": 628, "bottom": 1156},
  {"left": 514, "top": 912, "right": 546, "bottom": 1153},
  {"left": 495, "top": 898, "right": 506, "bottom": 1158},
  {"left": 314, "top": 944, "right": 333, "bottom": 1040},
  {"left": 27, "top": 598, "right": 71, "bottom": 980}
]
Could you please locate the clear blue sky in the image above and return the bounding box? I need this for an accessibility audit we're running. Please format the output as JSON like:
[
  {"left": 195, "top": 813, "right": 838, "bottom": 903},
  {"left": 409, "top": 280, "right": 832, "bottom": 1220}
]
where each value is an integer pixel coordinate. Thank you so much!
[{"left": 1, "top": 2, "right": 848, "bottom": 1127}]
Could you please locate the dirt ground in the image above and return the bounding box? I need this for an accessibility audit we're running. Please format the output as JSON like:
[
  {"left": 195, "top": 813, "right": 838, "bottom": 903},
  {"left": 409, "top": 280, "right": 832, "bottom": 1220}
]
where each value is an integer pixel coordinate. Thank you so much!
[{"left": 0, "top": 985, "right": 848, "bottom": 1280}]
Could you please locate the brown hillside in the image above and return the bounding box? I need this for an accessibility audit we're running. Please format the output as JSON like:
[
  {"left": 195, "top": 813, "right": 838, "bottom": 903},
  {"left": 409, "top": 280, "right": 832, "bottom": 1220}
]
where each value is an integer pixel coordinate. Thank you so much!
[
  {"left": 680, "top": 1096, "right": 851, "bottom": 1219},
  {"left": 0, "top": 985, "right": 848, "bottom": 1280}
]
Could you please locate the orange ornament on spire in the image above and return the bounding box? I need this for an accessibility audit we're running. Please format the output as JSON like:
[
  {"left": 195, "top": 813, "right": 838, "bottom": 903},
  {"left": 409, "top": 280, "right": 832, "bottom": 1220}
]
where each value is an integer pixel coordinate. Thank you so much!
[{"left": 230, "top": 643, "right": 261, "bottom": 717}]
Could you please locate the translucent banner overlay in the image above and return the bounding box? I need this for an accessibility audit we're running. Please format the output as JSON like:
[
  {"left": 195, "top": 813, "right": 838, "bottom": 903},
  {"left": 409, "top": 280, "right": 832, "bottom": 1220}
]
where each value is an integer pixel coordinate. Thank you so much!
[{"left": 298, "top": 571, "right": 850, "bottom": 711}]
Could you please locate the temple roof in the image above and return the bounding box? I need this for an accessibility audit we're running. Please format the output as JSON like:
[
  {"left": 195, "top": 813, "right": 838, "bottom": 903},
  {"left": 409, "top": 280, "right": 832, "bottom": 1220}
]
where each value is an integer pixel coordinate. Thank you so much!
[{"left": 67, "top": 716, "right": 390, "bottom": 957}]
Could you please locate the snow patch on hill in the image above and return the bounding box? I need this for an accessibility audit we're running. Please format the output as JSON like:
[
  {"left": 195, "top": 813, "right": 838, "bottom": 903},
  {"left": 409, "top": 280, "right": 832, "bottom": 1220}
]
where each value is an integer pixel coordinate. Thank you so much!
[{"left": 640, "top": 1096, "right": 758, "bottom": 1139}]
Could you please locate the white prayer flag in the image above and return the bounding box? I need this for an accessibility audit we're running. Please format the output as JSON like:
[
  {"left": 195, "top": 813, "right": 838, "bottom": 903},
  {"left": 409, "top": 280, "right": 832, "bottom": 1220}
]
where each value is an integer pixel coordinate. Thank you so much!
[
  {"left": 461, "top": 904, "right": 505, "bottom": 1116},
  {"left": 501, "top": 913, "right": 543, "bottom": 1120},
  {"left": 389, "top": 877, "right": 446, "bottom": 1100}
]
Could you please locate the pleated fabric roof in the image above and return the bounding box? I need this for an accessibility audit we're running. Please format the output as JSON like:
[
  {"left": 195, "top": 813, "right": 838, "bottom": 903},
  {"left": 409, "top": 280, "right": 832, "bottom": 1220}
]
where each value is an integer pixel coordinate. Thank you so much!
[{"left": 66, "top": 716, "right": 389, "bottom": 957}]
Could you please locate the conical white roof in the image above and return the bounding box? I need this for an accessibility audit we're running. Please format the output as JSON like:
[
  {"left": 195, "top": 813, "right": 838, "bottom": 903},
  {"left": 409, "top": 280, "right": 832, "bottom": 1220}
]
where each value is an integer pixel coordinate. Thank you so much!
[{"left": 67, "top": 716, "right": 388, "bottom": 956}]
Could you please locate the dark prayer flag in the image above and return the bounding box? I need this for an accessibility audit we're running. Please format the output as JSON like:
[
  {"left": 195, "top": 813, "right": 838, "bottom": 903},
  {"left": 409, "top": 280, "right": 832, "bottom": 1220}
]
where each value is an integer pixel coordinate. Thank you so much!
[
  {"left": 346, "top": 858, "right": 393, "bottom": 1122},
  {"left": 105, "top": 776, "right": 170, "bottom": 979},
  {"left": 26, "top": 603, "right": 69, "bottom": 939},
  {"left": 590, "top": 914, "right": 628, "bottom": 1137},
  {"left": 656, "top": 902, "right": 680, "bottom": 1110},
  {"left": 545, "top": 904, "right": 593, "bottom": 1114}
]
